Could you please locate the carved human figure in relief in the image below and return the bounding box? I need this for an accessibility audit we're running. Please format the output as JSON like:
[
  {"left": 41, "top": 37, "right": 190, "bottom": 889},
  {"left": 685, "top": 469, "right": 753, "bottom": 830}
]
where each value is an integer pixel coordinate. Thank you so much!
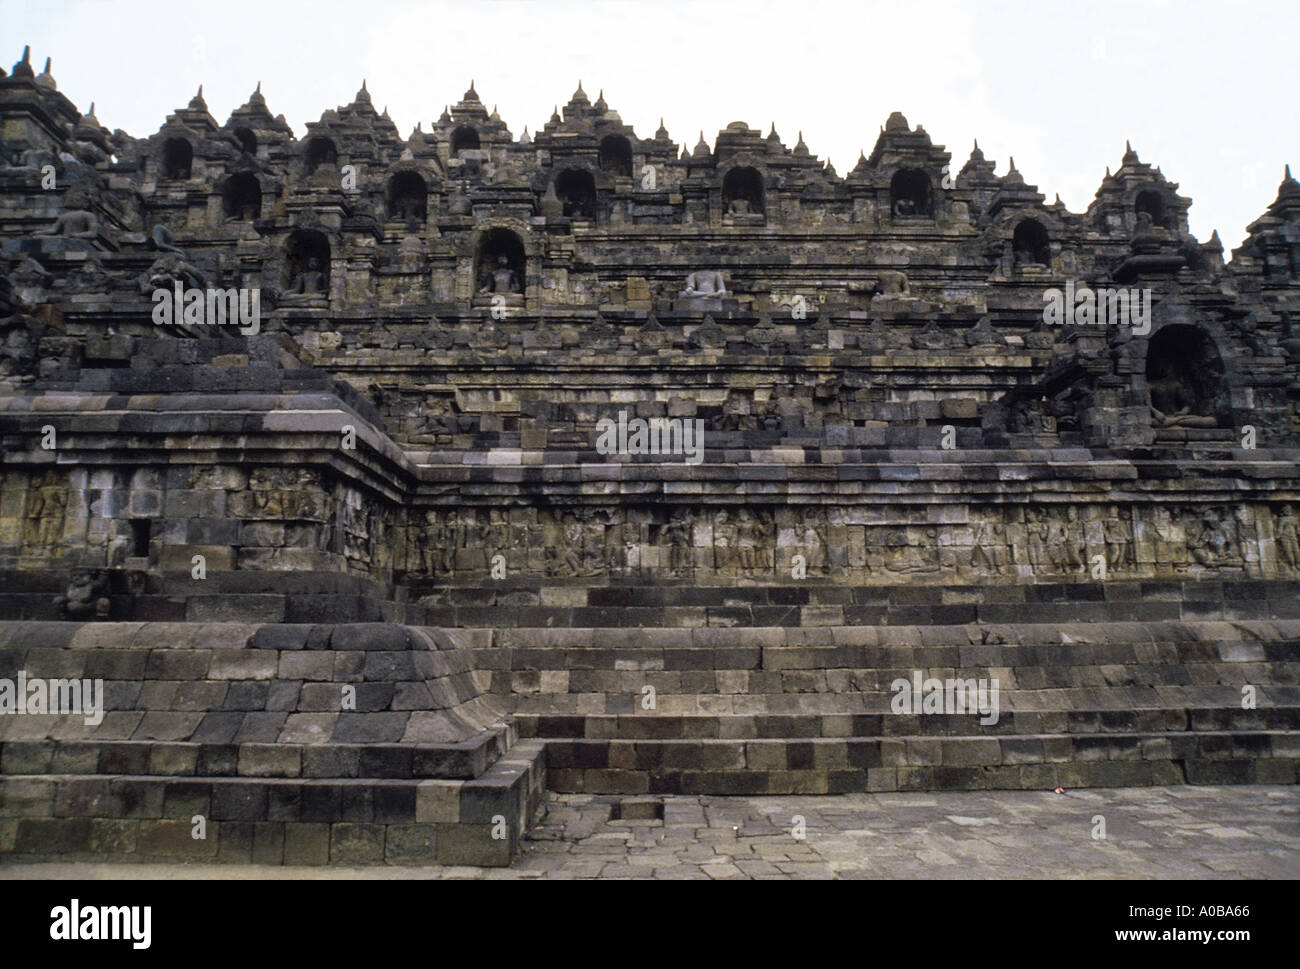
[
  {"left": 55, "top": 569, "right": 110, "bottom": 620},
  {"left": 1189, "top": 509, "right": 1231, "bottom": 567},
  {"left": 1104, "top": 506, "right": 1133, "bottom": 571},
  {"left": 971, "top": 518, "right": 1005, "bottom": 575},
  {"left": 736, "top": 509, "right": 764, "bottom": 573},
  {"left": 478, "top": 254, "right": 521, "bottom": 295},
  {"left": 727, "top": 198, "right": 751, "bottom": 215},
  {"left": 139, "top": 251, "right": 205, "bottom": 295},
  {"left": 291, "top": 256, "right": 327, "bottom": 295},
  {"left": 712, "top": 510, "right": 737, "bottom": 573},
  {"left": 1149, "top": 362, "right": 1216, "bottom": 428},
  {"left": 680, "top": 269, "right": 726, "bottom": 297},
  {"left": 1147, "top": 505, "right": 1178, "bottom": 569},
  {"left": 1013, "top": 240, "right": 1044, "bottom": 269},
  {"left": 665, "top": 510, "right": 693, "bottom": 576},
  {"left": 150, "top": 224, "right": 184, "bottom": 255},
  {"left": 1276, "top": 505, "right": 1300, "bottom": 573},
  {"left": 37, "top": 188, "right": 99, "bottom": 239},
  {"left": 1234, "top": 504, "right": 1261, "bottom": 574},
  {"left": 0, "top": 316, "right": 39, "bottom": 378},
  {"left": 873, "top": 270, "right": 910, "bottom": 298}
]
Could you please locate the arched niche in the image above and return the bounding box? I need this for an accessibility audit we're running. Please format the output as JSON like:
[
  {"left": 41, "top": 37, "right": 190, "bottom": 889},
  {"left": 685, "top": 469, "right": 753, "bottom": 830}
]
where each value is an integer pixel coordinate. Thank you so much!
[
  {"left": 556, "top": 169, "right": 596, "bottom": 220},
  {"left": 233, "top": 127, "right": 257, "bottom": 155},
  {"left": 303, "top": 136, "right": 337, "bottom": 175},
  {"left": 1135, "top": 189, "right": 1169, "bottom": 229},
  {"left": 450, "top": 126, "right": 480, "bottom": 157},
  {"left": 722, "top": 166, "right": 765, "bottom": 216},
  {"left": 387, "top": 170, "right": 428, "bottom": 226},
  {"left": 599, "top": 134, "right": 633, "bottom": 177},
  {"left": 890, "top": 168, "right": 933, "bottom": 218},
  {"left": 475, "top": 227, "right": 526, "bottom": 294},
  {"left": 1012, "top": 218, "right": 1050, "bottom": 267},
  {"left": 283, "top": 229, "right": 331, "bottom": 295},
  {"left": 1145, "top": 324, "right": 1226, "bottom": 428},
  {"left": 222, "top": 172, "right": 262, "bottom": 221},
  {"left": 162, "top": 138, "right": 192, "bottom": 180}
]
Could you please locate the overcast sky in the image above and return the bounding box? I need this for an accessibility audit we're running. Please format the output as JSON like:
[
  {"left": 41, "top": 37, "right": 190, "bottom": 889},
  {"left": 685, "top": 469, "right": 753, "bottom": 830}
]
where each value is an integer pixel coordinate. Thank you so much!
[{"left": 4, "top": 0, "right": 1296, "bottom": 250}]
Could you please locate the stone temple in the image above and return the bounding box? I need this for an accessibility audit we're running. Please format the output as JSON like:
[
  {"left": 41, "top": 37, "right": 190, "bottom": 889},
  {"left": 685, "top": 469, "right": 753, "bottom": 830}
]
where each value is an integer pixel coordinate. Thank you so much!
[{"left": 0, "top": 46, "right": 1297, "bottom": 867}]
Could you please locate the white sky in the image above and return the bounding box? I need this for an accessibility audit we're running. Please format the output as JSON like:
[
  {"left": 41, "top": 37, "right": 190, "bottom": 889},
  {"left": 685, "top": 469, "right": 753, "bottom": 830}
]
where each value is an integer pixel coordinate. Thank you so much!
[{"left": 4, "top": 0, "right": 1297, "bottom": 251}]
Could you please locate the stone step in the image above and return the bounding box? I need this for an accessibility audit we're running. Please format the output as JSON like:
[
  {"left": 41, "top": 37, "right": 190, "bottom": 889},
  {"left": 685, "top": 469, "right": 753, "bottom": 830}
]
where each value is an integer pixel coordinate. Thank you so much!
[
  {"left": 0, "top": 734, "right": 513, "bottom": 780},
  {"left": 515, "top": 708, "right": 1300, "bottom": 739},
  {"left": 8, "top": 580, "right": 1298, "bottom": 625},
  {"left": 487, "top": 619, "right": 1300, "bottom": 649},
  {"left": 538, "top": 733, "right": 1300, "bottom": 794},
  {"left": 509, "top": 691, "right": 1300, "bottom": 716},
  {"left": 0, "top": 621, "right": 505, "bottom": 747},
  {"left": 0, "top": 739, "right": 547, "bottom": 867},
  {"left": 404, "top": 582, "right": 1300, "bottom": 627}
]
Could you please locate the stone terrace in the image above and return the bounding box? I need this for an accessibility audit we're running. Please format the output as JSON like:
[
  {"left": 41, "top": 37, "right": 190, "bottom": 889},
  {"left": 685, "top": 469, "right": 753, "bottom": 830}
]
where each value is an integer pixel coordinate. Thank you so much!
[{"left": 1, "top": 49, "right": 1298, "bottom": 866}]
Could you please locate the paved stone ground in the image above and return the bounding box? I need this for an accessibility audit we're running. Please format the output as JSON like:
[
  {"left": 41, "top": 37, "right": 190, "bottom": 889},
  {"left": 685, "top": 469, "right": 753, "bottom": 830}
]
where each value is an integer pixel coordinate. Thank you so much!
[{"left": 2, "top": 786, "right": 1296, "bottom": 879}]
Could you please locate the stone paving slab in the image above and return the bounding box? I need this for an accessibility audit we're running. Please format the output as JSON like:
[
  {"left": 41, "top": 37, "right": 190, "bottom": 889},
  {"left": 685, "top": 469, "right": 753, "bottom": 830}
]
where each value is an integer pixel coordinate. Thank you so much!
[{"left": 2, "top": 785, "right": 1295, "bottom": 879}]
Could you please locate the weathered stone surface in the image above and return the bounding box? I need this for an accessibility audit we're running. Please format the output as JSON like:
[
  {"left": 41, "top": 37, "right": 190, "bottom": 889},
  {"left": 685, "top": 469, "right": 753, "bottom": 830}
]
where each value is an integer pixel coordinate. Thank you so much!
[{"left": 0, "top": 64, "right": 1297, "bottom": 875}]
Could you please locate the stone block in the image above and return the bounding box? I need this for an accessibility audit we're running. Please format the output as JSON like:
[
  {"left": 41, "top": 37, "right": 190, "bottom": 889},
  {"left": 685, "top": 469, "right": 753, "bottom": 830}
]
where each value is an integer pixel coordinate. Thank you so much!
[
  {"left": 329, "top": 822, "right": 386, "bottom": 865},
  {"left": 283, "top": 822, "right": 331, "bottom": 865}
]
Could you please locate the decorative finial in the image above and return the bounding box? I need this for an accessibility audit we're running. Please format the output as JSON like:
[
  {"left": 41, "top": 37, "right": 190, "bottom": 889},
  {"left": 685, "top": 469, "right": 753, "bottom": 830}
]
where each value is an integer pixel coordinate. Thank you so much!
[
  {"left": 256, "top": 81, "right": 261, "bottom": 94},
  {"left": 1287, "top": 164, "right": 1294, "bottom": 181},
  {"left": 41, "top": 56, "right": 50, "bottom": 73},
  {"left": 197, "top": 84, "right": 203, "bottom": 98},
  {"left": 1008, "top": 155, "right": 1016, "bottom": 171},
  {"left": 88, "top": 101, "right": 95, "bottom": 115},
  {"left": 973, "top": 138, "right": 979, "bottom": 150}
]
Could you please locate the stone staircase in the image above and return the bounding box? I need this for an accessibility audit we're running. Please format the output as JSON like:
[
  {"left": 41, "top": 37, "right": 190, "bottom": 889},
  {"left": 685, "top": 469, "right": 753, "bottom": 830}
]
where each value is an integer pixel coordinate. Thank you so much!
[
  {"left": 0, "top": 622, "right": 546, "bottom": 866},
  {"left": 488, "top": 620, "right": 1300, "bottom": 794},
  {"left": 2, "top": 605, "right": 1297, "bottom": 867}
]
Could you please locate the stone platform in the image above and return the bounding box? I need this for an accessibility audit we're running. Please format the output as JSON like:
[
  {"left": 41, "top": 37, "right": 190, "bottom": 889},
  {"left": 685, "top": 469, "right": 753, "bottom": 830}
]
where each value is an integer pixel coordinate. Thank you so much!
[
  {"left": 2, "top": 614, "right": 1294, "bottom": 865},
  {"left": 0, "top": 622, "right": 546, "bottom": 865}
]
